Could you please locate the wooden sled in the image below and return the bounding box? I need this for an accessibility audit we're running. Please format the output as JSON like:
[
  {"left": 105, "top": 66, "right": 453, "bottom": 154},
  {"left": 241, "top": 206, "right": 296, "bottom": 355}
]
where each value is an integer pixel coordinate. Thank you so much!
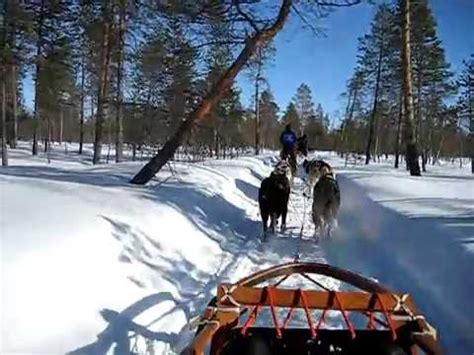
[{"left": 182, "top": 262, "right": 442, "bottom": 355}]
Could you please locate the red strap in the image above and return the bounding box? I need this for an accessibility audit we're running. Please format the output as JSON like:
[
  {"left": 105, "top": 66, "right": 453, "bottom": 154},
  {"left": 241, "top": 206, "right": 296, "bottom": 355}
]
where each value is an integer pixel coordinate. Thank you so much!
[
  {"left": 299, "top": 289, "right": 317, "bottom": 338},
  {"left": 267, "top": 287, "right": 282, "bottom": 338},
  {"left": 367, "top": 311, "right": 376, "bottom": 330},
  {"left": 315, "top": 299, "right": 330, "bottom": 337},
  {"left": 282, "top": 303, "right": 295, "bottom": 329},
  {"left": 333, "top": 291, "right": 356, "bottom": 340},
  {"left": 375, "top": 293, "right": 397, "bottom": 341},
  {"left": 241, "top": 304, "right": 261, "bottom": 336}
]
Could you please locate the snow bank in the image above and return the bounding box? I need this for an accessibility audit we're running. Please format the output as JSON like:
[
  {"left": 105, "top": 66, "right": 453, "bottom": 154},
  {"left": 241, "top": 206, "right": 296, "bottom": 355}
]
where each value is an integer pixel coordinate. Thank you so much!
[
  {"left": 1, "top": 144, "right": 302, "bottom": 354},
  {"left": 323, "top": 156, "right": 474, "bottom": 352},
  {"left": 2, "top": 144, "right": 473, "bottom": 354}
]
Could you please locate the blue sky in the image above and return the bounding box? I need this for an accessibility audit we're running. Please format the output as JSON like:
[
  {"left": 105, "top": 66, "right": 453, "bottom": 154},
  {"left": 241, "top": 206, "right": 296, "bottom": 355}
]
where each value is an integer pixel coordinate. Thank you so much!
[
  {"left": 22, "top": 0, "right": 473, "bottom": 121},
  {"left": 237, "top": 0, "right": 474, "bottom": 123}
]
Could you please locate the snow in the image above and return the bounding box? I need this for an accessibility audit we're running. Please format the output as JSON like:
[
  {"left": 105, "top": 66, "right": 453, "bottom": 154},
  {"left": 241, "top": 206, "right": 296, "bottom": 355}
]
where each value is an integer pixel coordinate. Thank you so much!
[{"left": 1, "top": 143, "right": 473, "bottom": 354}]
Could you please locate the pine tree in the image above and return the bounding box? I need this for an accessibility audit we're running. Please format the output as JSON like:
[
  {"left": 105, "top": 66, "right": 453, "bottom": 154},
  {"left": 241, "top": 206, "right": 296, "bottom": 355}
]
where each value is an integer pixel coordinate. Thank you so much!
[
  {"left": 281, "top": 102, "right": 301, "bottom": 133},
  {"left": 1, "top": 66, "right": 7, "bottom": 166},
  {"left": 457, "top": 55, "right": 473, "bottom": 173},
  {"left": 410, "top": 0, "right": 454, "bottom": 171},
  {"left": 355, "top": 4, "right": 394, "bottom": 164},
  {"left": 24, "top": 0, "right": 77, "bottom": 155},
  {"left": 293, "top": 83, "right": 315, "bottom": 131},
  {"left": 340, "top": 70, "right": 365, "bottom": 154},
  {"left": 163, "top": 20, "right": 196, "bottom": 140},
  {"left": 259, "top": 89, "right": 279, "bottom": 149},
  {"left": 203, "top": 11, "right": 241, "bottom": 158},
  {"left": 305, "top": 104, "right": 326, "bottom": 149},
  {"left": 92, "top": 0, "right": 114, "bottom": 164},
  {"left": 401, "top": 0, "right": 421, "bottom": 176},
  {"left": 1, "top": 1, "right": 29, "bottom": 149},
  {"left": 246, "top": 44, "right": 275, "bottom": 155}
]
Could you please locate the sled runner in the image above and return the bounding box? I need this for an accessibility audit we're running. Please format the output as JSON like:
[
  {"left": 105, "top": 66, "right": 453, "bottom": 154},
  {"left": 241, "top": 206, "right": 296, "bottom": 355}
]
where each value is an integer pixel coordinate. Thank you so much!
[{"left": 183, "top": 262, "right": 441, "bottom": 355}]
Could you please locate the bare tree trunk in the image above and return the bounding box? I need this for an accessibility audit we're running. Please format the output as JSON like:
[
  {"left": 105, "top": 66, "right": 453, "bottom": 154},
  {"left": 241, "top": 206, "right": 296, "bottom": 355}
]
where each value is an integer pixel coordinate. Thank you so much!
[
  {"left": 254, "top": 47, "right": 262, "bottom": 155},
  {"left": 79, "top": 58, "right": 85, "bottom": 155},
  {"left": 32, "top": 0, "right": 45, "bottom": 156},
  {"left": 394, "top": 89, "right": 403, "bottom": 168},
  {"left": 434, "top": 133, "right": 444, "bottom": 165},
  {"left": 10, "top": 62, "right": 17, "bottom": 149},
  {"left": 1, "top": 67, "right": 8, "bottom": 166},
  {"left": 115, "top": 4, "right": 125, "bottom": 163},
  {"left": 130, "top": 0, "right": 293, "bottom": 185},
  {"left": 400, "top": 0, "right": 421, "bottom": 176},
  {"left": 59, "top": 106, "right": 63, "bottom": 144},
  {"left": 468, "top": 82, "right": 473, "bottom": 173},
  {"left": 6, "top": 7, "right": 17, "bottom": 149},
  {"left": 45, "top": 114, "right": 50, "bottom": 154},
  {"left": 342, "top": 86, "right": 358, "bottom": 155},
  {"left": 93, "top": 0, "right": 113, "bottom": 165},
  {"left": 365, "top": 38, "right": 384, "bottom": 165}
]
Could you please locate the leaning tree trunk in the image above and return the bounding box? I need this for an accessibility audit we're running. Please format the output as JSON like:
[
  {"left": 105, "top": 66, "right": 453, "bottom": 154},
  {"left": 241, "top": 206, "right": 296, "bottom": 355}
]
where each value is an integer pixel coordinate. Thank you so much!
[
  {"left": 115, "top": 4, "right": 125, "bottom": 163},
  {"left": 130, "top": 0, "right": 294, "bottom": 185},
  {"left": 32, "top": 0, "right": 45, "bottom": 156},
  {"left": 400, "top": 0, "right": 421, "bottom": 176},
  {"left": 92, "top": 0, "right": 113, "bottom": 165},
  {"left": 365, "top": 37, "right": 384, "bottom": 165},
  {"left": 2, "top": 67, "right": 8, "bottom": 166}
]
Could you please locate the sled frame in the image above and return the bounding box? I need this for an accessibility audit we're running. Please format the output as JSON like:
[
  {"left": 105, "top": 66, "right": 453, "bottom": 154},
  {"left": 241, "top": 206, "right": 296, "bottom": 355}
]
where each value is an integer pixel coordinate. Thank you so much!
[{"left": 182, "top": 262, "right": 441, "bottom": 355}]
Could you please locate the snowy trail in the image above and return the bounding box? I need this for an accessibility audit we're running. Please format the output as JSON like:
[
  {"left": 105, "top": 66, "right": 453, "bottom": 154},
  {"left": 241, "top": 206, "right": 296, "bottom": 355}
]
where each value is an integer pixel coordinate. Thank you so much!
[{"left": 2, "top": 144, "right": 473, "bottom": 354}]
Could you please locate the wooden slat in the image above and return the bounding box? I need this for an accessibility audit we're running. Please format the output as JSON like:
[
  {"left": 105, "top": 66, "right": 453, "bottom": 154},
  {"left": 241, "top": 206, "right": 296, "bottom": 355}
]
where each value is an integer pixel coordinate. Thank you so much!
[{"left": 217, "top": 284, "right": 417, "bottom": 313}]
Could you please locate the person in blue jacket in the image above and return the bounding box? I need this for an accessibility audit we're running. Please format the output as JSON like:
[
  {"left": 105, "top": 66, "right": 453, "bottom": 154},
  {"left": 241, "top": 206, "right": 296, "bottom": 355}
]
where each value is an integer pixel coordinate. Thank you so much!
[{"left": 280, "top": 124, "right": 297, "bottom": 165}]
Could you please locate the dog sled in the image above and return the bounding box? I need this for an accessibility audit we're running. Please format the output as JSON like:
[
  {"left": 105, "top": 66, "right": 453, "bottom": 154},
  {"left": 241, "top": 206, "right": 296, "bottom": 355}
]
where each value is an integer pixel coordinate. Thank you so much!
[{"left": 182, "top": 262, "right": 441, "bottom": 355}]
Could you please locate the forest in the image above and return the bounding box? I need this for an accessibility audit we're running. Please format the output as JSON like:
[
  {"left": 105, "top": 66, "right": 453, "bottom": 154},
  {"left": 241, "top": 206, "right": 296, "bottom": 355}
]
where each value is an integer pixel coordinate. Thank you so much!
[{"left": 1, "top": 0, "right": 473, "bottom": 179}]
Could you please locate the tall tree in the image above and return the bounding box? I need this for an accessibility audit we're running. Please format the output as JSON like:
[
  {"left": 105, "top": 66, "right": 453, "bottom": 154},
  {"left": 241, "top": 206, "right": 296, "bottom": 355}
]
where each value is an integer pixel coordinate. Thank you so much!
[
  {"left": 247, "top": 43, "right": 275, "bottom": 155},
  {"left": 259, "top": 89, "right": 280, "bottom": 148},
  {"left": 114, "top": 1, "right": 127, "bottom": 162},
  {"left": 457, "top": 55, "right": 473, "bottom": 173},
  {"left": 410, "top": 0, "right": 454, "bottom": 171},
  {"left": 92, "top": 0, "right": 114, "bottom": 164},
  {"left": 30, "top": 0, "right": 46, "bottom": 155},
  {"left": 293, "top": 83, "right": 315, "bottom": 131},
  {"left": 281, "top": 102, "right": 301, "bottom": 133},
  {"left": 1, "top": 66, "right": 7, "bottom": 166},
  {"left": 400, "top": 0, "right": 421, "bottom": 176},
  {"left": 340, "top": 70, "right": 365, "bottom": 154},
  {"left": 356, "top": 5, "right": 393, "bottom": 164},
  {"left": 2, "top": 0, "right": 28, "bottom": 149}
]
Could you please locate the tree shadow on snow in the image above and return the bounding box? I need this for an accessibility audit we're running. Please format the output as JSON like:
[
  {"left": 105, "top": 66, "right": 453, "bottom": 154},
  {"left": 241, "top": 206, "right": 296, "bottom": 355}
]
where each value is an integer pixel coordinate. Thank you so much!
[
  {"left": 0, "top": 165, "right": 132, "bottom": 188},
  {"left": 68, "top": 292, "right": 180, "bottom": 355},
  {"left": 235, "top": 178, "right": 259, "bottom": 201}
]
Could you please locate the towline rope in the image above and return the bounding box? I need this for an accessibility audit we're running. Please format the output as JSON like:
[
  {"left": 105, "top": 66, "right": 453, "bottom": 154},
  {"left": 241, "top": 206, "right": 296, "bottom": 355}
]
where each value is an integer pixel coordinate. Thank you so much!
[{"left": 291, "top": 175, "right": 312, "bottom": 262}]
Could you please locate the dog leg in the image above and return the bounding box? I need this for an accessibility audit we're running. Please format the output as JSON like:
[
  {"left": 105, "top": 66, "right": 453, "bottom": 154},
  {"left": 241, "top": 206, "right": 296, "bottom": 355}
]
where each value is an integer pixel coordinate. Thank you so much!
[
  {"left": 262, "top": 211, "right": 269, "bottom": 241},
  {"left": 281, "top": 203, "right": 288, "bottom": 233},
  {"left": 270, "top": 213, "right": 276, "bottom": 234}
]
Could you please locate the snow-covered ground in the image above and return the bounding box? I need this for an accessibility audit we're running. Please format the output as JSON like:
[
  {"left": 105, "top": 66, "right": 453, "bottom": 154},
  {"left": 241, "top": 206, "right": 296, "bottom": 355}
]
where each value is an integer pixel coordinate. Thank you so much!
[{"left": 1, "top": 142, "right": 473, "bottom": 354}]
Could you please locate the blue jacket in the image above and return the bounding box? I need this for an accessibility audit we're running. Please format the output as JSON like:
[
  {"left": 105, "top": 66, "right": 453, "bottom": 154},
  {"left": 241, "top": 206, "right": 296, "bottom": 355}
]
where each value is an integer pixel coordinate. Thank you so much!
[{"left": 280, "top": 130, "right": 297, "bottom": 149}]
